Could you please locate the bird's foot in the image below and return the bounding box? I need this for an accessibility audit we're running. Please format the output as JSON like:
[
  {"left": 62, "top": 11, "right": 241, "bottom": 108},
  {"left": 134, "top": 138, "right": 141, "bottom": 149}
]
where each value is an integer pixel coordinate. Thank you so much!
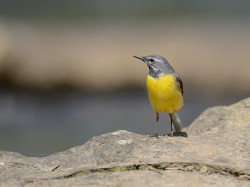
[
  {"left": 168, "top": 132, "right": 174, "bottom": 137},
  {"left": 151, "top": 133, "right": 159, "bottom": 139},
  {"left": 166, "top": 131, "right": 188, "bottom": 137}
]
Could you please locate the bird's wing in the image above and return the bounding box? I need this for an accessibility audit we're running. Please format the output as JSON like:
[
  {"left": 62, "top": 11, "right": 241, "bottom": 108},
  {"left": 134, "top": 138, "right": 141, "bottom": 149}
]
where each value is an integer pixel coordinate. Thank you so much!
[{"left": 174, "top": 73, "right": 183, "bottom": 95}]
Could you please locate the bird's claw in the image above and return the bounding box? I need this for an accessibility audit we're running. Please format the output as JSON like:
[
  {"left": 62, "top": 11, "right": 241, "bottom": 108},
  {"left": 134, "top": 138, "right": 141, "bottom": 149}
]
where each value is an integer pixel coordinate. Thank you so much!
[{"left": 151, "top": 133, "right": 159, "bottom": 139}]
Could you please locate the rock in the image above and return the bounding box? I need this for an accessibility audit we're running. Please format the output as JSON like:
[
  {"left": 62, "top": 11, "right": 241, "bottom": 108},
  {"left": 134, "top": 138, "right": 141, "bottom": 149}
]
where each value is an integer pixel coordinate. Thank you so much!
[{"left": 0, "top": 98, "right": 250, "bottom": 186}]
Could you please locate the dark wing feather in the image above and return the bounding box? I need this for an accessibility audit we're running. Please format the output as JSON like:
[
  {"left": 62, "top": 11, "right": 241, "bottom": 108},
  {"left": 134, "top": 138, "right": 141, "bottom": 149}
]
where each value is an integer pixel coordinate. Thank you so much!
[{"left": 174, "top": 73, "right": 183, "bottom": 95}]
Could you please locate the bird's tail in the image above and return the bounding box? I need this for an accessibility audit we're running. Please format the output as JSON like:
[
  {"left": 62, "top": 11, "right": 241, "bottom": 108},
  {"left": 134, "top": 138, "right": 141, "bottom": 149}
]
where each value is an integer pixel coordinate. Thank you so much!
[{"left": 172, "top": 113, "right": 182, "bottom": 132}]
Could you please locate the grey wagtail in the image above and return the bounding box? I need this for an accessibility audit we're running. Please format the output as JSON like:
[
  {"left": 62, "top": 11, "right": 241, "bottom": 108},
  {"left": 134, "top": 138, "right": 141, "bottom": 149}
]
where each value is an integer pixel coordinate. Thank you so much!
[{"left": 133, "top": 55, "right": 184, "bottom": 137}]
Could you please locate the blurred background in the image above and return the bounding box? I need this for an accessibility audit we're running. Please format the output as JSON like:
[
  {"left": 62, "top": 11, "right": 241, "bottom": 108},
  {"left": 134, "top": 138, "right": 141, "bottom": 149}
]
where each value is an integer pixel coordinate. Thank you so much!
[{"left": 0, "top": 0, "right": 249, "bottom": 156}]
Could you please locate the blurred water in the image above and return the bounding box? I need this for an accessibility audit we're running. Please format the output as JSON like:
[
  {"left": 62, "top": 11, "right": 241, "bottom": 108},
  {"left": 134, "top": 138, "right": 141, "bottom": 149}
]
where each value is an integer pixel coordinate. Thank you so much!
[{"left": 0, "top": 90, "right": 247, "bottom": 156}]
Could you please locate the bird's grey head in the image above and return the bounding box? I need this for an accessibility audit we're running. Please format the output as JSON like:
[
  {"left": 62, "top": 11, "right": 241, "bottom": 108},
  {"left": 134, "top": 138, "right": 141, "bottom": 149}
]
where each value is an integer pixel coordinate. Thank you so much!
[{"left": 133, "top": 55, "right": 175, "bottom": 78}]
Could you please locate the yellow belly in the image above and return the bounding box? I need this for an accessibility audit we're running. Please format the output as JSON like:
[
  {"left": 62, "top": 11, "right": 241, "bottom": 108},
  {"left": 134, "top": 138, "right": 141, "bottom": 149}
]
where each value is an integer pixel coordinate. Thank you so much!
[{"left": 146, "top": 74, "right": 184, "bottom": 114}]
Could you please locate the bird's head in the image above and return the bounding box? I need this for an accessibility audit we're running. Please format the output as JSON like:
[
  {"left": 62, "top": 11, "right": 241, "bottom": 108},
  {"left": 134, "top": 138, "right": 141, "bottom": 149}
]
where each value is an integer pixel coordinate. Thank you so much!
[{"left": 133, "top": 55, "right": 174, "bottom": 78}]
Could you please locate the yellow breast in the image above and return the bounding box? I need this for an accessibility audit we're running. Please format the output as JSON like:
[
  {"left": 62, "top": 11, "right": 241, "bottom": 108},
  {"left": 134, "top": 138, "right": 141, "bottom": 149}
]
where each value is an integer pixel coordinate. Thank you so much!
[{"left": 146, "top": 74, "right": 184, "bottom": 114}]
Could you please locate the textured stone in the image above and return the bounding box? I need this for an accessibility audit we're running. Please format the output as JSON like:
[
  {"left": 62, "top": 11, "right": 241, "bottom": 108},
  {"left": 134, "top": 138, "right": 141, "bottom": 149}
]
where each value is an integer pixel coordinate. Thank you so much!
[{"left": 0, "top": 98, "right": 250, "bottom": 186}]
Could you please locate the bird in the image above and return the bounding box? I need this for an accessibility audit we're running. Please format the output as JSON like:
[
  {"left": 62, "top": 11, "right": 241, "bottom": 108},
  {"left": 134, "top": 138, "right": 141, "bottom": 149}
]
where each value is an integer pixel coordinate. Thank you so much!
[{"left": 133, "top": 55, "right": 184, "bottom": 137}]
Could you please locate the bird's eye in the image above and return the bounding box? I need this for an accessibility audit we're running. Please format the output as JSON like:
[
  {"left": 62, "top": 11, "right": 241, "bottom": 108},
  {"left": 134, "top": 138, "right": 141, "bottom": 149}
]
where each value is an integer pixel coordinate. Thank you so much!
[{"left": 149, "top": 58, "right": 154, "bottom": 62}]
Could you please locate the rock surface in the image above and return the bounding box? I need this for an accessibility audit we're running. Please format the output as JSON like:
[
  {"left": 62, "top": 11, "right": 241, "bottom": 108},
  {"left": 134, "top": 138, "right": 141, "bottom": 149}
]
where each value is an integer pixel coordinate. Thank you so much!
[{"left": 1, "top": 98, "right": 250, "bottom": 186}]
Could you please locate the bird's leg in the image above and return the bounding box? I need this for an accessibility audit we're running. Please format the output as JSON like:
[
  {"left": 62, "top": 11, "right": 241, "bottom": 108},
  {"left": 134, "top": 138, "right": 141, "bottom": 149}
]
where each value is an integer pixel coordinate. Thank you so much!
[
  {"left": 151, "top": 112, "right": 159, "bottom": 138},
  {"left": 169, "top": 114, "right": 174, "bottom": 137}
]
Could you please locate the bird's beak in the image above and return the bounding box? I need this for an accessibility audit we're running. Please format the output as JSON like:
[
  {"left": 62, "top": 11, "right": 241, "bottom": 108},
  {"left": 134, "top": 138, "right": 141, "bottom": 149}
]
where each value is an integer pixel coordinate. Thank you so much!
[
  {"left": 133, "top": 55, "right": 144, "bottom": 61},
  {"left": 133, "top": 55, "right": 150, "bottom": 66}
]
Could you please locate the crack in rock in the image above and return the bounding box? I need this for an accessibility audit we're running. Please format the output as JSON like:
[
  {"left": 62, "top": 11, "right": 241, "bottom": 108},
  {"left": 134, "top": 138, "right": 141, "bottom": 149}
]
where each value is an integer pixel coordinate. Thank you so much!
[{"left": 25, "top": 162, "right": 250, "bottom": 183}]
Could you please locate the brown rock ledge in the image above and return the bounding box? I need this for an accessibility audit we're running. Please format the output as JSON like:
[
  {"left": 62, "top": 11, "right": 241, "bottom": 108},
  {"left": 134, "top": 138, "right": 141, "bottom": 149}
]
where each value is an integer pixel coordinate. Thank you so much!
[{"left": 0, "top": 98, "right": 250, "bottom": 186}]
